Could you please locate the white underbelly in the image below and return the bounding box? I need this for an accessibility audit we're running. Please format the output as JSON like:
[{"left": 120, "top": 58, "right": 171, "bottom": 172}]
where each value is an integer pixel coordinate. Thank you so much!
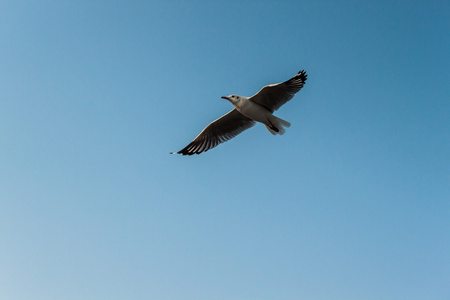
[{"left": 236, "top": 101, "right": 271, "bottom": 124}]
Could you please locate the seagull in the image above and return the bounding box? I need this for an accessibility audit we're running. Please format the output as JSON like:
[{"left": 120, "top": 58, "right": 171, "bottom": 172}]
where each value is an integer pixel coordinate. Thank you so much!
[{"left": 172, "top": 69, "right": 307, "bottom": 155}]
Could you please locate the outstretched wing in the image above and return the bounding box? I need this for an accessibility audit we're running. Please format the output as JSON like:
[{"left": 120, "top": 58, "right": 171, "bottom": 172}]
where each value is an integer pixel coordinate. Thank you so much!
[
  {"left": 250, "top": 70, "right": 307, "bottom": 113},
  {"left": 172, "top": 109, "right": 256, "bottom": 155}
]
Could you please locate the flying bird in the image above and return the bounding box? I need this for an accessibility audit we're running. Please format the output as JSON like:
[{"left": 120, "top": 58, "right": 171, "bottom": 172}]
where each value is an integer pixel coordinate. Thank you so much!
[{"left": 172, "top": 69, "right": 307, "bottom": 155}]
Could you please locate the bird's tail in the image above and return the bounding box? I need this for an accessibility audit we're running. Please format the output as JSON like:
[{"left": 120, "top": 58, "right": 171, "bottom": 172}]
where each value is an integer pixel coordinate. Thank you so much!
[{"left": 265, "top": 116, "right": 291, "bottom": 135}]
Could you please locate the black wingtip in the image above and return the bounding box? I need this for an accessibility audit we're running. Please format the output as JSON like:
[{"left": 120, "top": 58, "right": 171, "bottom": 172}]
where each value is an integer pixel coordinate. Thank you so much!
[
  {"left": 170, "top": 151, "right": 192, "bottom": 155},
  {"left": 172, "top": 148, "right": 200, "bottom": 156},
  {"left": 297, "top": 69, "right": 307, "bottom": 82}
]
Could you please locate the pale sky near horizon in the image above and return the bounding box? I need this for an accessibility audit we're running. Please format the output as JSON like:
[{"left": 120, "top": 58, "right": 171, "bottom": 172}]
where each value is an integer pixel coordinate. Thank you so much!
[{"left": 1, "top": 1, "right": 449, "bottom": 300}]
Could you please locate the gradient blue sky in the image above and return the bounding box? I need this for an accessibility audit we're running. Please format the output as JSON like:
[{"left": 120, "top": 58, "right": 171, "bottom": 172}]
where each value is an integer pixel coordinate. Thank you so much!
[{"left": 1, "top": 1, "right": 449, "bottom": 299}]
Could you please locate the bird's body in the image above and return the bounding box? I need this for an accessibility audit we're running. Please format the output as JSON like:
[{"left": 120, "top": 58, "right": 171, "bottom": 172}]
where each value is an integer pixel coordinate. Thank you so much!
[
  {"left": 234, "top": 96, "right": 269, "bottom": 125},
  {"left": 231, "top": 95, "right": 290, "bottom": 135},
  {"left": 172, "top": 70, "right": 307, "bottom": 155}
]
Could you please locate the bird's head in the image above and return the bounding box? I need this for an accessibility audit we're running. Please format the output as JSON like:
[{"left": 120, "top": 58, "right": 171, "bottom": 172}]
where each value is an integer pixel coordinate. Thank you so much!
[{"left": 221, "top": 95, "right": 240, "bottom": 104}]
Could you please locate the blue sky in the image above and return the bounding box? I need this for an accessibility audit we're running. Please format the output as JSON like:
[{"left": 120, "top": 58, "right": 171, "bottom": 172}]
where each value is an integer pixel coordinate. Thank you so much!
[{"left": 1, "top": 1, "right": 449, "bottom": 299}]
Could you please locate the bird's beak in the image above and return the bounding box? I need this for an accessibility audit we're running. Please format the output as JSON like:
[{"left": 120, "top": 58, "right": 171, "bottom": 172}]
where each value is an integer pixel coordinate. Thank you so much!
[{"left": 221, "top": 96, "right": 229, "bottom": 100}]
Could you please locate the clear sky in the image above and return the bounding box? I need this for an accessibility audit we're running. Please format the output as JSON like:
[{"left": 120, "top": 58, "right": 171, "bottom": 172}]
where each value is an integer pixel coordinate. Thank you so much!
[{"left": 1, "top": 1, "right": 449, "bottom": 299}]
